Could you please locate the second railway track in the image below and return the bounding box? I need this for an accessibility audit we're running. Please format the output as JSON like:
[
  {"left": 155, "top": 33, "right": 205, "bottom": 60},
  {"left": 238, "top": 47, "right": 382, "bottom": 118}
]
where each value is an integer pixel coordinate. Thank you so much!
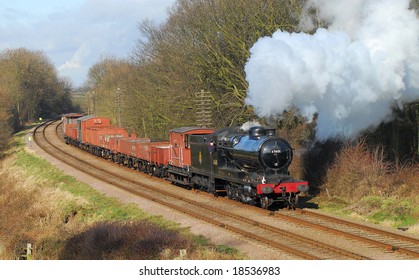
[{"left": 32, "top": 119, "right": 419, "bottom": 260}]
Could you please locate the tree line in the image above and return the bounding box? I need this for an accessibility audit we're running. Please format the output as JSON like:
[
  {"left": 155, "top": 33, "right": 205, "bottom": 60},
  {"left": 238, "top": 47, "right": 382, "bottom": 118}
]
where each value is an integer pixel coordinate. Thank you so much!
[
  {"left": 83, "top": 0, "right": 418, "bottom": 159},
  {"left": 1, "top": 0, "right": 417, "bottom": 159},
  {"left": 84, "top": 0, "right": 307, "bottom": 140},
  {"left": 0, "top": 48, "right": 73, "bottom": 153}
]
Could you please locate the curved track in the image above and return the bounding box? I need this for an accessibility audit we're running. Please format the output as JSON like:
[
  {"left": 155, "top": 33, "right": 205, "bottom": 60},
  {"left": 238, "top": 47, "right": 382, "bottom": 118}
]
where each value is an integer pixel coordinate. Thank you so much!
[{"left": 32, "top": 120, "right": 419, "bottom": 259}]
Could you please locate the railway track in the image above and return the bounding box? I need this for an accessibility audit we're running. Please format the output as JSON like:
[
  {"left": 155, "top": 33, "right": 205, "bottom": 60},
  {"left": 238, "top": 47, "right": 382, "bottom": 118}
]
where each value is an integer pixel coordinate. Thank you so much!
[
  {"left": 32, "top": 119, "right": 419, "bottom": 259},
  {"left": 275, "top": 209, "right": 419, "bottom": 258}
]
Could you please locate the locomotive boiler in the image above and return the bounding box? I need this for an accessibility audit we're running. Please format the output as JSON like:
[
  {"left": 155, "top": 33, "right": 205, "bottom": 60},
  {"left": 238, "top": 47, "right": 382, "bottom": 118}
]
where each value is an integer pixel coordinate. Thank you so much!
[{"left": 216, "top": 126, "right": 292, "bottom": 174}]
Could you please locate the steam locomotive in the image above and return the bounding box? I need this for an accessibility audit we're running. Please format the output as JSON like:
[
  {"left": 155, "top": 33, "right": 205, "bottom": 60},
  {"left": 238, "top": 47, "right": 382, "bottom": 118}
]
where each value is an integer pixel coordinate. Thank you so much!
[
  {"left": 187, "top": 126, "right": 308, "bottom": 209},
  {"left": 62, "top": 114, "right": 308, "bottom": 209}
]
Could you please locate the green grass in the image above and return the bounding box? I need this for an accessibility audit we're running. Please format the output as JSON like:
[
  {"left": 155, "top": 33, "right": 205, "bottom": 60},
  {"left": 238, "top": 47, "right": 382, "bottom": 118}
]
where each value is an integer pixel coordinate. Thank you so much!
[
  {"left": 362, "top": 197, "right": 418, "bottom": 228},
  {"left": 312, "top": 194, "right": 419, "bottom": 230}
]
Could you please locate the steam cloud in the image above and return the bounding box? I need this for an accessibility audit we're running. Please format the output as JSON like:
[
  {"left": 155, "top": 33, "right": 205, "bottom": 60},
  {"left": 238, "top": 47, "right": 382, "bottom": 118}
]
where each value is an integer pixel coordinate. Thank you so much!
[
  {"left": 245, "top": 0, "right": 419, "bottom": 140},
  {"left": 240, "top": 120, "right": 262, "bottom": 131}
]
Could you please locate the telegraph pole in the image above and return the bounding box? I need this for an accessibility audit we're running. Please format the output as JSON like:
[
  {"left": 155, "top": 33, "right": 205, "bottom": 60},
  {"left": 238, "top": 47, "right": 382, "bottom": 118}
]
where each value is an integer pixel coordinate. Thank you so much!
[
  {"left": 195, "top": 90, "right": 212, "bottom": 128},
  {"left": 116, "top": 88, "right": 122, "bottom": 127}
]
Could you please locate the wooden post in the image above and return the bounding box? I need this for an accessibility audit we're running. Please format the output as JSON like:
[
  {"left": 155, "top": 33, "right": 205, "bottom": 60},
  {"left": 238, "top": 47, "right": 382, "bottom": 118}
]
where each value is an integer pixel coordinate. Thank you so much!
[
  {"left": 26, "top": 243, "right": 32, "bottom": 258},
  {"left": 415, "top": 103, "right": 419, "bottom": 157}
]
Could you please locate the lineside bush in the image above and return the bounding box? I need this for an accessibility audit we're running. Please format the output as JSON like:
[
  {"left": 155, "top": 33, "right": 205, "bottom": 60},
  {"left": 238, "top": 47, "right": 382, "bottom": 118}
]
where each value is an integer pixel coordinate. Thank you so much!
[
  {"left": 324, "top": 140, "right": 419, "bottom": 201},
  {"left": 321, "top": 140, "right": 419, "bottom": 228}
]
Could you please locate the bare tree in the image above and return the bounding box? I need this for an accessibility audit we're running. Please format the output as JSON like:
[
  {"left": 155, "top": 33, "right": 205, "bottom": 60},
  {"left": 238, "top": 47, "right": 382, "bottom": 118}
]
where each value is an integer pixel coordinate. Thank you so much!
[{"left": 0, "top": 48, "right": 73, "bottom": 131}]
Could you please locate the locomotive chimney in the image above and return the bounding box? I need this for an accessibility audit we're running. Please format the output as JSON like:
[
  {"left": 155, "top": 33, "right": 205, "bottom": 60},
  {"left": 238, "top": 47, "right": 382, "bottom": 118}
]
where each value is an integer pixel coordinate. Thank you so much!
[
  {"left": 265, "top": 128, "right": 276, "bottom": 137},
  {"left": 249, "top": 126, "right": 266, "bottom": 140}
]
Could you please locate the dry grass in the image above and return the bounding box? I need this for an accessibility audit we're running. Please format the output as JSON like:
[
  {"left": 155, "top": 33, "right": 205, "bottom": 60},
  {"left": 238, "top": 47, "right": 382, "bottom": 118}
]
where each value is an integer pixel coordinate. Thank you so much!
[
  {"left": 0, "top": 136, "right": 245, "bottom": 260},
  {"left": 0, "top": 155, "right": 87, "bottom": 259},
  {"left": 324, "top": 140, "right": 419, "bottom": 201}
]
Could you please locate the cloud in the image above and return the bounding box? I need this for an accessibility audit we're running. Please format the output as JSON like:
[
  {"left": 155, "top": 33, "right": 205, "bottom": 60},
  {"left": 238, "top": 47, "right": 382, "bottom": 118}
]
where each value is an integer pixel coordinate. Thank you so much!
[
  {"left": 0, "top": 0, "right": 176, "bottom": 86},
  {"left": 58, "top": 44, "right": 91, "bottom": 71}
]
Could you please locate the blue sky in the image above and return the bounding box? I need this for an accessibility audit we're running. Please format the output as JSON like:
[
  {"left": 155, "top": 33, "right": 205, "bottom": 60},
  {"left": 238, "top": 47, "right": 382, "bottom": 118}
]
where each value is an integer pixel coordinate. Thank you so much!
[{"left": 0, "top": 0, "right": 177, "bottom": 87}]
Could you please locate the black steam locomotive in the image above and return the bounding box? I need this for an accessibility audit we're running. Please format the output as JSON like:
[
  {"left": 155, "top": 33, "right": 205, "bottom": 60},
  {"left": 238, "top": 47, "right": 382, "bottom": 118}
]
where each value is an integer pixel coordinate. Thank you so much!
[{"left": 189, "top": 126, "right": 308, "bottom": 209}]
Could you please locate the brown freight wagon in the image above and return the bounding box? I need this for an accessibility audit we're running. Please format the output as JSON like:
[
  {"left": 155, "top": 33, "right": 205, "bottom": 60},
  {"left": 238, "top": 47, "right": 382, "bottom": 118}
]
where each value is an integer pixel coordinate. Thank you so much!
[
  {"left": 62, "top": 113, "right": 83, "bottom": 144},
  {"left": 77, "top": 116, "right": 111, "bottom": 144},
  {"left": 135, "top": 141, "right": 170, "bottom": 175},
  {"left": 65, "top": 126, "right": 78, "bottom": 143},
  {"left": 118, "top": 137, "right": 151, "bottom": 158},
  {"left": 86, "top": 126, "right": 129, "bottom": 147},
  {"left": 117, "top": 137, "right": 151, "bottom": 168},
  {"left": 150, "top": 144, "right": 171, "bottom": 167}
]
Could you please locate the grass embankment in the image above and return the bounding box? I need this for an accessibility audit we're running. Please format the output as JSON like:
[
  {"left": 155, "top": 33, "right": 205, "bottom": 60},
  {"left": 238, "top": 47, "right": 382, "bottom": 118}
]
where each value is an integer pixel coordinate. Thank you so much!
[
  {"left": 0, "top": 131, "right": 244, "bottom": 260},
  {"left": 309, "top": 140, "right": 419, "bottom": 232}
]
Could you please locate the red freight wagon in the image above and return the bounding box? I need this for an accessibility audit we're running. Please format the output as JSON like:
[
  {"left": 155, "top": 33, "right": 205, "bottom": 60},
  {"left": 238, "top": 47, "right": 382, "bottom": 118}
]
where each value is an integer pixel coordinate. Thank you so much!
[
  {"left": 100, "top": 135, "right": 127, "bottom": 153},
  {"left": 62, "top": 113, "right": 83, "bottom": 142},
  {"left": 169, "top": 127, "right": 215, "bottom": 168},
  {"left": 116, "top": 137, "right": 151, "bottom": 168},
  {"left": 150, "top": 144, "right": 171, "bottom": 166},
  {"left": 77, "top": 116, "right": 111, "bottom": 144},
  {"left": 65, "top": 126, "right": 78, "bottom": 142},
  {"left": 137, "top": 141, "right": 169, "bottom": 162},
  {"left": 148, "top": 143, "right": 171, "bottom": 177},
  {"left": 61, "top": 113, "right": 83, "bottom": 133},
  {"left": 133, "top": 142, "right": 171, "bottom": 176},
  {"left": 85, "top": 127, "right": 108, "bottom": 146},
  {"left": 86, "top": 126, "right": 128, "bottom": 147},
  {"left": 118, "top": 138, "right": 151, "bottom": 158}
]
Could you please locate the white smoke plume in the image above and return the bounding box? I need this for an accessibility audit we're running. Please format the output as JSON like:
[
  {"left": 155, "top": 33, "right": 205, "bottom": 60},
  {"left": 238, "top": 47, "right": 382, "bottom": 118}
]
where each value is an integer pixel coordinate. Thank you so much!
[
  {"left": 240, "top": 120, "right": 262, "bottom": 131},
  {"left": 245, "top": 0, "right": 419, "bottom": 141}
]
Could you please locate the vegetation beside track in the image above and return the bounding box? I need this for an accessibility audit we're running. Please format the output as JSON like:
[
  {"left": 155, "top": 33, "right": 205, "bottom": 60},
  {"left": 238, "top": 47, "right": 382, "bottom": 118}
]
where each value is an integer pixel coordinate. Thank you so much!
[
  {"left": 1, "top": 127, "right": 418, "bottom": 260},
  {"left": 0, "top": 131, "right": 244, "bottom": 260},
  {"left": 303, "top": 140, "right": 419, "bottom": 232}
]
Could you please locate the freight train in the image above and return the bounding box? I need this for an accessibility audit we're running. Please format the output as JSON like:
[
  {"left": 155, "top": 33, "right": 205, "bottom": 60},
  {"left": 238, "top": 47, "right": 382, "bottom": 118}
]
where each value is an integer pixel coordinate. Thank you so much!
[{"left": 62, "top": 113, "right": 309, "bottom": 209}]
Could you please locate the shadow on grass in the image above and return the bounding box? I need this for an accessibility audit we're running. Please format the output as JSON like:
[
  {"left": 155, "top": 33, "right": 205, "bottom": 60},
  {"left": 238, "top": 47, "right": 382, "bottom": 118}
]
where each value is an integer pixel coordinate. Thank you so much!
[{"left": 59, "top": 221, "right": 191, "bottom": 260}]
